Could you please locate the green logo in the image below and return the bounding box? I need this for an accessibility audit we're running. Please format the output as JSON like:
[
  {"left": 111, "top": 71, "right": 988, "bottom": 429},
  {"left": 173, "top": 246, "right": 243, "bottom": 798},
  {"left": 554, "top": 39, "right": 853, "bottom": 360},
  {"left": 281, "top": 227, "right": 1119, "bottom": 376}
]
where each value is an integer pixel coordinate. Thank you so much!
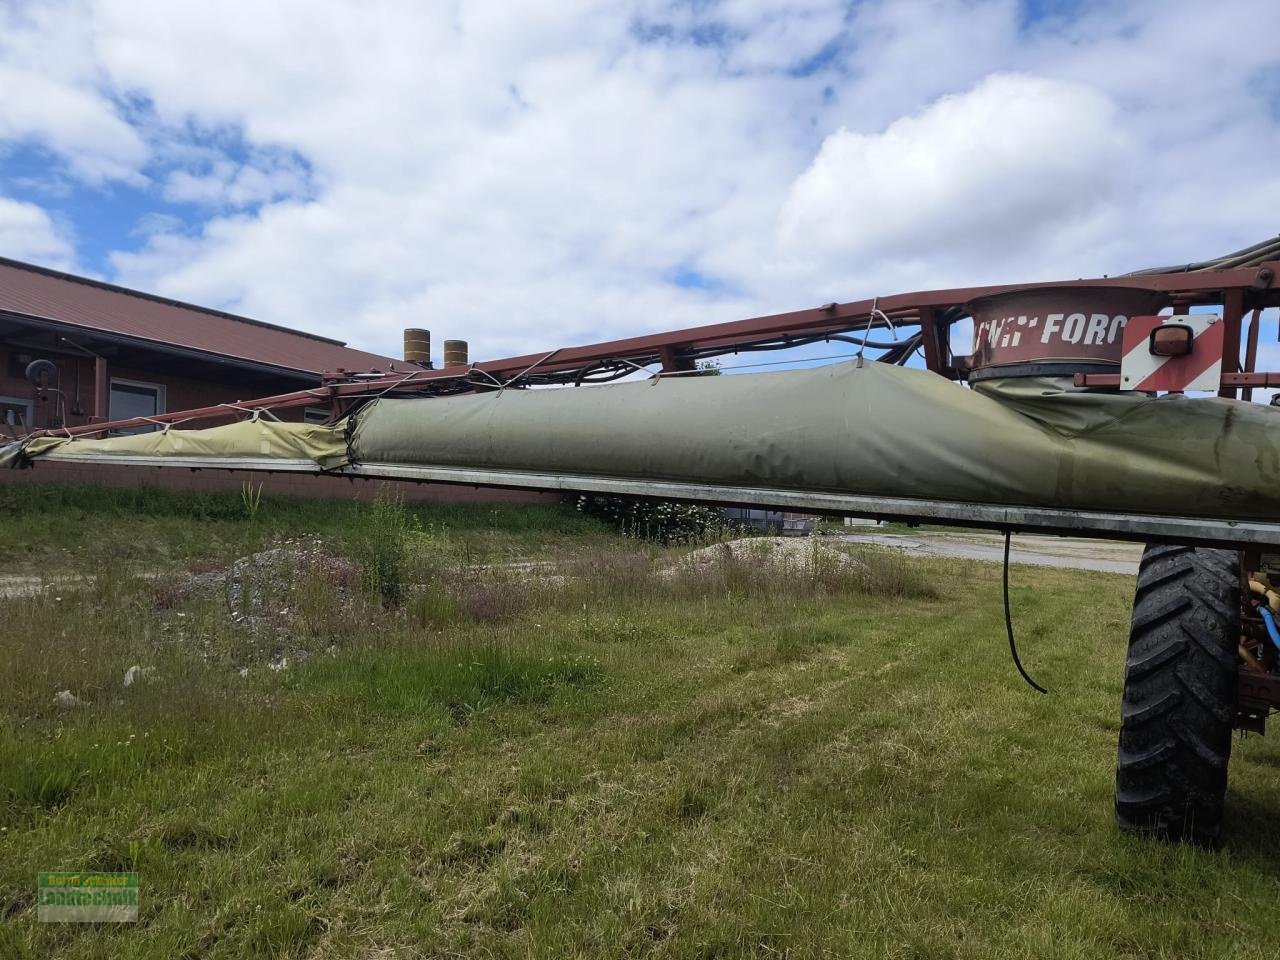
[{"left": 38, "top": 872, "right": 138, "bottom": 923}]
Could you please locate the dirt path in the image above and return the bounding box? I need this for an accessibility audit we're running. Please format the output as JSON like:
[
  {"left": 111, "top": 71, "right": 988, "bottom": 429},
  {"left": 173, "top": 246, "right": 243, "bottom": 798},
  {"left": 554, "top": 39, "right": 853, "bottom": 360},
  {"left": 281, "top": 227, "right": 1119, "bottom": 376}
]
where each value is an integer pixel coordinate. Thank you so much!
[
  {"left": 0, "top": 574, "right": 82, "bottom": 600},
  {"left": 839, "top": 531, "right": 1142, "bottom": 575},
  {"left": 0, "top": 570, "right": 166, "bottom": 599}
]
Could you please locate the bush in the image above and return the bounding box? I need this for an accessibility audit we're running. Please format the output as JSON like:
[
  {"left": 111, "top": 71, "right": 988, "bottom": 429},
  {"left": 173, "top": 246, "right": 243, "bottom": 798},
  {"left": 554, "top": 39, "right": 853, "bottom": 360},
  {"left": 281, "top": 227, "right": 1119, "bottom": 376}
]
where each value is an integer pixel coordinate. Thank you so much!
[
  {"left": 575, "top": 495, "right": 723, "bottom": 545},
  {"left": 355, "top": 489, "right": 413, "bottom": 606}
]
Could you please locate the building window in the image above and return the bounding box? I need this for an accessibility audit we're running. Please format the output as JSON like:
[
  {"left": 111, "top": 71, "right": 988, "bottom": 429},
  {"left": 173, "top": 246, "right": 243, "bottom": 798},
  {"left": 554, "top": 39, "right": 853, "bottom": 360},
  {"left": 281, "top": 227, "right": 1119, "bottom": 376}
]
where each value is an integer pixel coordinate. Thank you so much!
[
  {"left": 109, "top": 378, "right": 166, "bottom": 434},
  {"left": 303, "top": 406, "right": 331, "bottom": 425},
  {"left": 0, "top": 395, "right": 32, "bottom": 432}
]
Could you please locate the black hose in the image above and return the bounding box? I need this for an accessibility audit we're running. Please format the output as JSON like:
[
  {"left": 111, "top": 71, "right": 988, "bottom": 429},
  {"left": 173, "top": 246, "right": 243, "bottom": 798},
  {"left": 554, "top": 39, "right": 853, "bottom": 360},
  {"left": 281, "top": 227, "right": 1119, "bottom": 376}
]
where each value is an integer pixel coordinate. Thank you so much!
[
  {"left": 690, "top": 327, "right": 915, "bottom": 357},
  {"left": 1004, "top": 530, "right": 1047, "bottom": 694},
  {"left": 1123, "top": 233, "right": 1280, "bottom": 276}
]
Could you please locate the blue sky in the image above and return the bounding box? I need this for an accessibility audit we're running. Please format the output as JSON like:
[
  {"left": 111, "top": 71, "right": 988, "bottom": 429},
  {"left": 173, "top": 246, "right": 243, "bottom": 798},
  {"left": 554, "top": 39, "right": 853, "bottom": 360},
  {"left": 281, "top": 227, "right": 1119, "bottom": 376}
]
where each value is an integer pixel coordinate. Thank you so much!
[
  {"left": 1, "top": 131, "right": 317, "bottom": 277},
  {"left": 1, "top": 0, "right": 1278, "bottom": 366},
  {"left": 3, "top": 142, "right": 183, "bottom": 273}
]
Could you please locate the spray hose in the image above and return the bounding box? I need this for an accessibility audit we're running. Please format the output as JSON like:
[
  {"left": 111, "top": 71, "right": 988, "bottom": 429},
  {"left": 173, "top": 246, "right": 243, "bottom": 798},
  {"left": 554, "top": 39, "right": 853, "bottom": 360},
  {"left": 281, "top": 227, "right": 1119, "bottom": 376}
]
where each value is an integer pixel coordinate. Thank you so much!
[
  {"left": 1247, "top": 577, "right": 1280, "bottom": 653},
  {"left": 1003, "top": 531, "right": 1047, "bottom": 694},
  {"left": 1260, "top": 607, "right": 1280, "bottom": 653}
]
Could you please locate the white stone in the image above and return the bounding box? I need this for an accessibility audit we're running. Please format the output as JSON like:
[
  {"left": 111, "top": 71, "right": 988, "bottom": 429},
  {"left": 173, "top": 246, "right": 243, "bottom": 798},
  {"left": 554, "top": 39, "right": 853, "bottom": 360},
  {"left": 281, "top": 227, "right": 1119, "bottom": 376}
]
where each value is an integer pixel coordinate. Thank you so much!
[{"left": 123, "top": 665, "right": 156, "bottom": 687}]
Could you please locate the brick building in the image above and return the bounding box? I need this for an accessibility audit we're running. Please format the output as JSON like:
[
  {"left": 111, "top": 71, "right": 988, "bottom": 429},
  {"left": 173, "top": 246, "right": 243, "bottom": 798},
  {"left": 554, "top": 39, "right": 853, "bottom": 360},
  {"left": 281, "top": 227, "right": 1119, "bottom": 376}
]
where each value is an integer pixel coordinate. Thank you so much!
[
  {"left": 0, "top": 256, "right": 408, "bottom": 434},
  {"left": 0, "top": 257, "right": 551, "bottom": 506}
]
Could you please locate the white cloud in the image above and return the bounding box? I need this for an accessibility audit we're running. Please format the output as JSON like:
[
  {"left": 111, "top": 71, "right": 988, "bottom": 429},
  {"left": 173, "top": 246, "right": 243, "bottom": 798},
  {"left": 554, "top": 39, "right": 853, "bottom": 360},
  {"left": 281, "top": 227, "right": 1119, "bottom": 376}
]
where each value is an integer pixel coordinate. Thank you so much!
[
  {"left": 829, "top": 0, "right": 1020, "bottom": 132},
  {"left": 631, "top": 0, "right": 852, "bottom": 74},
  {"left": 163, "top": 155, "right": 311, "bottom": 208},
  {"left": 0, "top": 3, "right": 147, "bottom": 183},
  {"left": 0, "top": 197, "right": 76, "bottom": 268},
  {"left": 777, "top": 73, "right": 1133, "bottom": 277}
]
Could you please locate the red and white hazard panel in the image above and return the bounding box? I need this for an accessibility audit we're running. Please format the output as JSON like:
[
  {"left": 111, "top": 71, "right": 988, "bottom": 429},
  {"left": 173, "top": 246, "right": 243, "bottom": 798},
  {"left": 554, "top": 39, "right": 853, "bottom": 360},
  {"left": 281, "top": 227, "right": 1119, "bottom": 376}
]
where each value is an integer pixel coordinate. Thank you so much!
[{"left": 1119, "top": 314, "right": 1224, "bottom": 392}]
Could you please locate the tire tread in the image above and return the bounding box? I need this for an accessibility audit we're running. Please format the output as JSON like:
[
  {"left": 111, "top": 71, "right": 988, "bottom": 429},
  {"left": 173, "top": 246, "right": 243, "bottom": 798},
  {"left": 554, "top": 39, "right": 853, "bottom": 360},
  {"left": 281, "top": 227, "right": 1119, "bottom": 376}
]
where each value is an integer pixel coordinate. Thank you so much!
[{"left": 1115, "top": 545, "right": 1239, "bottom": 845}]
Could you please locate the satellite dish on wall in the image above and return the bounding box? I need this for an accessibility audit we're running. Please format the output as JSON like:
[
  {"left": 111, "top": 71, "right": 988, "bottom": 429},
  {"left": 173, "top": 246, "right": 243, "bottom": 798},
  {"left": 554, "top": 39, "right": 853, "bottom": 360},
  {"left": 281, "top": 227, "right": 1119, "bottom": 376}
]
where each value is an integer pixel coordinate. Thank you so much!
[{"left": 25, "top": 358, "right": 58, "bottom": 388}]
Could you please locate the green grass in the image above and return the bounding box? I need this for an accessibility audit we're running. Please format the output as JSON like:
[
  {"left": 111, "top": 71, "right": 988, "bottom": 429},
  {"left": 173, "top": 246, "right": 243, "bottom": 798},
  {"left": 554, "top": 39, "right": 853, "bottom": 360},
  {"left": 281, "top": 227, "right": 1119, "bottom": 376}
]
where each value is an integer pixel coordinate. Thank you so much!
[{"left": 3, "top": 487, "right": 1280, "bottom": 958}]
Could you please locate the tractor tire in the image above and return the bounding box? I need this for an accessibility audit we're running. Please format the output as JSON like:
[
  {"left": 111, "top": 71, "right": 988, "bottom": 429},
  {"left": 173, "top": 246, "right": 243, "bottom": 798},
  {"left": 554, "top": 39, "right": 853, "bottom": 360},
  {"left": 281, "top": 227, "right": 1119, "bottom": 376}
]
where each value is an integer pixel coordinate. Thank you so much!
[{"left": 1115, "top": 544, "right": 1240, "bottom": 846}]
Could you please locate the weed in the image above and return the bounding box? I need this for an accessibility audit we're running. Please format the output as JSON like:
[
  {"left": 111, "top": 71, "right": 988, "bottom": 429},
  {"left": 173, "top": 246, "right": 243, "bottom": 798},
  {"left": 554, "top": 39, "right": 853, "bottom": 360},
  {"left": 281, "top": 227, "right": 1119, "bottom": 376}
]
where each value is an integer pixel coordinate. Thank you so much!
[
  {"left": 353, "top": 487, "right": 413, "bottom": 606},
  {"left": 240, "top": 480, "right": 264, "bottom": 523},
  {"left": 407, "top": 581, "right": 463, "bottom": 630}
]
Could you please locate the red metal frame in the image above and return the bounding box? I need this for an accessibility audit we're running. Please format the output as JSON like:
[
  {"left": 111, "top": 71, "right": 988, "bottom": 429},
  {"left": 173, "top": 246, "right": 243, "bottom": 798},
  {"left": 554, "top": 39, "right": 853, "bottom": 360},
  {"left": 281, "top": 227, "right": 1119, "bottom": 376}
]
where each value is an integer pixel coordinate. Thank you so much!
[{"left": 18, "top": 261, "right": 1280, "bottom": 441}]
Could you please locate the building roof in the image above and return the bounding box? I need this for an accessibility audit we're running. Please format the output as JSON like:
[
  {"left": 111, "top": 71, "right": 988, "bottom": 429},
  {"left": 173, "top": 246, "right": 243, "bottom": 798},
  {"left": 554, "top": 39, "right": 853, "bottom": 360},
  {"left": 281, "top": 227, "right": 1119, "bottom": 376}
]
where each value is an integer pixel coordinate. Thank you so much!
[{"left": 0, "top": 256, "right": 405, "bottom": 378}]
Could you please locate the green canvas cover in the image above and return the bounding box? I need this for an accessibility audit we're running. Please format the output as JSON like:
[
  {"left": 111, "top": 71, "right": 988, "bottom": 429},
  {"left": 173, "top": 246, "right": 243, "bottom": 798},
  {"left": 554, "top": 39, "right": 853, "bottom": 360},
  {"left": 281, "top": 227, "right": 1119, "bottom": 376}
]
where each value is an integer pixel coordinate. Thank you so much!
[
  {"left": 348, "top": 360, "right": 1280, "bottom": 521},
  {"left": 11, "top": 418, "right": 348, "bottom": 470},
  {"left": 8, "top": 360, "right": 1279, "bottom": 523}
]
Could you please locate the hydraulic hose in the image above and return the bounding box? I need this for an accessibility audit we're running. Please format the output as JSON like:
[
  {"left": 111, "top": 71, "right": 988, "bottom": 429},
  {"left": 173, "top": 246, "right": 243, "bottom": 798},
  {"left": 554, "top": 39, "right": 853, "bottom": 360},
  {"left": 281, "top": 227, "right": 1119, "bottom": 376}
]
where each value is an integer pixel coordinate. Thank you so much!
[
  {"left": 1259, "top": 606, "right": 1280, "bottom": 653},
  {"left": 1124, "top": 233, "right": 1280, "bottom": 276},
  {"left": 1003, "top": 530, "right": 1047, "bottom": 694}
]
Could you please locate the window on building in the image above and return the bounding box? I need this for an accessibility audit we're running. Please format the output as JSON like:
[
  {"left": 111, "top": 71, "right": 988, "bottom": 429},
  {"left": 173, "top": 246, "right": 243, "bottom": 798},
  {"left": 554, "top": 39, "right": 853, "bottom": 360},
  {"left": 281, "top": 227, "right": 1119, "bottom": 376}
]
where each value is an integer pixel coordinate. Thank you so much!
[
  {"left": 0, "top": 396, "right": 32, "bottom": 432},
  {"left": 109, "top": 379, "right": 166, "bottom": 434},
  {"left": 303, "top": 406, "right": 331, "bottom": 425}
]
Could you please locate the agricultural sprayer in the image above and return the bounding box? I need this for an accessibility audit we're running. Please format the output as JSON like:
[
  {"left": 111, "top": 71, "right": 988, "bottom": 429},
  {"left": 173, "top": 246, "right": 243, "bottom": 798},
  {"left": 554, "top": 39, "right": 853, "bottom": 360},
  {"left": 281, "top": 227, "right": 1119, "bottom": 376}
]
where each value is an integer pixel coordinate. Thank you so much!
[{"left": 7, "top": 236, "right": 1280, "bottom": 845}]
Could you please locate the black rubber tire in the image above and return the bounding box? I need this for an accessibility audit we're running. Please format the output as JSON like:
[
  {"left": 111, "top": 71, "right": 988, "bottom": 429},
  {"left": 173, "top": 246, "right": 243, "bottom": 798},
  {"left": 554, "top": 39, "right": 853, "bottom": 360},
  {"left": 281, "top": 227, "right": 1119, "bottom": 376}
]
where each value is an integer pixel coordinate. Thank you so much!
[{"left": 1115, "top": 544, "right": 1240, "bottom": 846}]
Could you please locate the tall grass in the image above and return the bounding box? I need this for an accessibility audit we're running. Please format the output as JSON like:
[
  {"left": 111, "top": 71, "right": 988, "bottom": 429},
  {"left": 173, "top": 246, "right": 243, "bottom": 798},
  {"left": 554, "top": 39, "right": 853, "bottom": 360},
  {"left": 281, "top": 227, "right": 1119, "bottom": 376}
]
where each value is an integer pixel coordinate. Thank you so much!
[
  {"left": 352, "top": 488, "right": 413, "bottom": 606},
  {"left": 0, "top": 509, "right": 934, "bottom": 730},
  {"left": 239, "top": 481, "right": 263, "bottom": 523},
  {"left": 658, "top": 538, "right": 937, "bottom": 603},
  {"left": 0, "top": 482, "right": 608, "bottom": 576}
]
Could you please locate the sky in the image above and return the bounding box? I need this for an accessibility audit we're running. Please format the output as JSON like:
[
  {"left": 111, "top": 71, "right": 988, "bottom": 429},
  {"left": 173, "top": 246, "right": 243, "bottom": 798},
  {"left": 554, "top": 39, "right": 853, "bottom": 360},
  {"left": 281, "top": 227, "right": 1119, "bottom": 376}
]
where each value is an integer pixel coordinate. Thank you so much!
[{"left": 1, "top": 0, "right": 1278, "bottom": 366}]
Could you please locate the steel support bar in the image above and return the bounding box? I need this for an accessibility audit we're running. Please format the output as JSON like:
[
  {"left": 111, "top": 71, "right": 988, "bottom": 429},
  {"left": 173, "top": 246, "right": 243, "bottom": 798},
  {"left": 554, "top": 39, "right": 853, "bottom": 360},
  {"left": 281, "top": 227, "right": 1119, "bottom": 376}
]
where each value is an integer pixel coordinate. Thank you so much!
[
  {"left": 917, "top": 306, "right": 946, "bottom": 375},
  {"left": 347, "top": 263, "right": 1279, "bottom": 387},
  {"left": 1219, "top": 288, "right": 1246, "bottom": 399},
  {"left": 339, "top": 464, "right": 1280, "bottom": 547},
  {"left": 92, "top": 355, "right": 109, "bottom": 422},
  {"left": 30, "top": 452, "right": 1280, "bottom": 547},
  {"left": 1244, "top": 307, "right": 1263, "bottom": 402},
  {"left": 657, "top": 344, "right": 695, "bottom": 372},
  {"left": 1238, "top": 667, "right": 1280, "bottom": 718},
  {"left": 1074, "top": 371, "right": 1280, "bottom": 389}
]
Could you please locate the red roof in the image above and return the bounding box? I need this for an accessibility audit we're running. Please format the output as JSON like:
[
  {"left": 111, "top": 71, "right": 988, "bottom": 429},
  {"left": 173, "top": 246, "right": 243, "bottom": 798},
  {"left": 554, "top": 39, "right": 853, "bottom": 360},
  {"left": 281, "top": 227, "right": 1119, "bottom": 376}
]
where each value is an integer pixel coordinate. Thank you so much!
[{"left": 0, "top": 256, "right": 404, "bottom": 377}]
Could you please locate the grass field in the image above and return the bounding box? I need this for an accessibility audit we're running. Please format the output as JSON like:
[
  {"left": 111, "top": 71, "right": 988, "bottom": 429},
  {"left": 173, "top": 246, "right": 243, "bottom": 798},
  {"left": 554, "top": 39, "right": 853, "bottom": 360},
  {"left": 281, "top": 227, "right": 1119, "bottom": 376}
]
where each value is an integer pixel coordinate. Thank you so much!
[{"left": 4, "top": 485, "right": 1280, "bottom": 959}]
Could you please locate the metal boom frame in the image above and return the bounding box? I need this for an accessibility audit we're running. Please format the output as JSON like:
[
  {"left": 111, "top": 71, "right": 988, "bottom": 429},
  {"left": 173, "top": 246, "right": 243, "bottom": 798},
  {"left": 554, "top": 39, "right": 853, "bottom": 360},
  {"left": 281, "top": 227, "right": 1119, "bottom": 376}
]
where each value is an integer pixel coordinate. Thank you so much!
[{"left": 11, "top": 259, "right": 1280, "bottom": 549}]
